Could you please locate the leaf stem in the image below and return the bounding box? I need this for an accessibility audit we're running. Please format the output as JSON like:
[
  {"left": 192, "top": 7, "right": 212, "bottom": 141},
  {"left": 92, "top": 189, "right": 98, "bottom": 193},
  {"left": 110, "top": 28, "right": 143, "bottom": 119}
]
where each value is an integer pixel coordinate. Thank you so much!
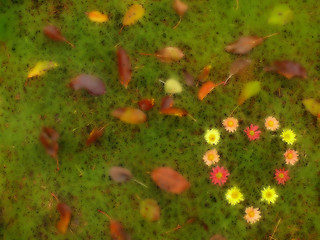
[
  {"left": 98, "top": 209, "right": 112, "bottom": 220},
  {"left": 263, "top": 32, "right": 279, "bottom": 39},
  {"left": 133, "top": 178, "right": 148, "bottom": 188},
  {"left": 173, "top": 16, "right": 182, "bottom": 29}
]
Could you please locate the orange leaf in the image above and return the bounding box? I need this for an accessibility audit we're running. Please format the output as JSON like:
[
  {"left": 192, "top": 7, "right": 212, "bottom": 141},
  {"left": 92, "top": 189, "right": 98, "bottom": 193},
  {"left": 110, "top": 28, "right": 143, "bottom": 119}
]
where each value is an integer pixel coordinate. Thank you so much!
[
  {"left": 111, "top": 107, "right": 147, "bottom": 124},
  {"left": 173, "top": 0, "right": 188, "bottom": 16},
  {"left": 123, "top": 4, "right": 145, "bottom": 26},
  {"left": 151, "top": 167, "right": 190, "bottom": 194},
  {"left": 117, "top": 47, "right": 132, "bottom": 88},
  {"left": 198, "top": 65, "right": 212, "bottom": 82},
  {"left": 160, "top": 107, "right": 188, "bottom": 117},
  {"left": 87, "top": 11, "right": 109, "bottom": 23},
  {"left": 110, "top": 220, "right": 131, "bottom": 240},
  {"left": 57, "top": 203, "right": 71, "bottom": 234},
  {"left": 198, "top": 81, "right": 216, "bottom": 100},
  {"left": 86, "top": 126, "right": 105, "bottom": 146},
  {"left": 138, "top": 98, "right": 155, "bottom": 111}
]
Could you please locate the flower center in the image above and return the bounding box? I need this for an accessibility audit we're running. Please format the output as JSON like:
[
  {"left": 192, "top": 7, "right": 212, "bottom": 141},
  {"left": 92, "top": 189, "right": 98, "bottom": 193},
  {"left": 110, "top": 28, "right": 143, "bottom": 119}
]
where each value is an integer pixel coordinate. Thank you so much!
[
  {"left": 278, "top": 173, "right": 284, "bottom": 179},
  {"left": 209, "top": 134, "right": 215, "bottom": 141},
  {"left": 266, "top": 192, "right": 272, "bottom": 198},
  {"left": 248, "top": 210, "right": 255, "bottom": 218},
  {"left": 231, "top": 191, "right": 239, "bottom": 199},
  {"left": 268, "top": 121, "right": 274, "bottom": 127},
  {"left": 216, "top": 172, "right": 222, "bottom": 179},
  {"left": 208, "top": 154, "right": 214, "bottom": 161},
  {"left": 249, "top": 130, "right": 255, "bottom": 136},
  {"left": 287, "top": 153, "right": 293, "bottom": 159},
  {"left": 227, "top": 121, "right": 234, "bottom": 127},
  {"left": 284, "top": 133, "right": 290, "bottom": 139}
]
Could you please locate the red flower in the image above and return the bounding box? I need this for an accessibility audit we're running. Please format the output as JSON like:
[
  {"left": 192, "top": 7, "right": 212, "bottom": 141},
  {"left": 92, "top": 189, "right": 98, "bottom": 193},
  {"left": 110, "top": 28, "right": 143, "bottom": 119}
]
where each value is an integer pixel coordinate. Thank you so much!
[
  {"left": 274, "top": 169, "right": 290, "bottom": 185},
  {"left": 244, "top": 124, "right": 261, "bottom": 141},
  {"left": 210, "top": 166, "right": 230, "bottom": 186}
]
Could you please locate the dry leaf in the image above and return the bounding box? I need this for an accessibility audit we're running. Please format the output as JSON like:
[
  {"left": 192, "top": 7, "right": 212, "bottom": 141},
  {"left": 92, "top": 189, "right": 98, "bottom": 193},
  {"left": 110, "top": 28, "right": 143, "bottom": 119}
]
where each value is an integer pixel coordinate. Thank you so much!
[
  {"left": 140, "top": 199, "right": 160, "bottom": 222},
  {"left": 160, "top": 107, "right": 188, "bottom": 117},
  {"left": 39, "top": 127, "right": 59, "bottom": 170},
  {"left": 111, "top": 107, "right": 147, "bottom": 124},
  {"left": 86, "top": 11, "right": 109, "bottom": 22},
  {"left": 123, "top": 4, "right": 145, "bottom": 26},
  {"left": 138, "top": 99, "right": 155, "bottom": 111},
  {"left": 109, "top": 167, "right": 133, "bottom": 183},
  {"left": 224, "top": 58, "right": 252, "bottom": 84},
  {"left": 57, "top": 203, "right": 71, "bottom": 234},
  {"left": 27, "top": 61, "right": 58, "bottom": 78},
  {"left": 303, "top": 99, "right": 320, "bottom": 117},
  {"left": 43, "top": 25, "right": 74, "bottom": 47},
  {"left": 86, "top": 126, "right": 105, "bottom": 146},
  {"left": 151, "top": 167, "right": 190, "bottom": 194},
  {"left": 198, "top": 65, "right": 212, "bottom": 82},
  {"left": 110, "top": 220, "right": 131, "bottom": 240},
  {"left": 183, "top": 70, "right": 195, "bottom": 86},
  {"left": 117, "top": 47, "right": 132, "bottom": 88},
  {"left": 198, "top": 81, "right": 216, "bottom": 100},
  {"left": 160, "top": 96, "right": 174, "bottom": 110},
  {"left": 210, "top": 234, "right": 227, "bottom": 240},
  {"left": 173, "top": 0, "right": 188, "bottom": 16},
  {"left": 69, "top": 74, "right": 106, "bottom": 96},
  {"left": 156, "top": 47, "right": 184, "bottom": 63},
  {"left": 264, "top": 60, "right": 307, "bottom": 79}
]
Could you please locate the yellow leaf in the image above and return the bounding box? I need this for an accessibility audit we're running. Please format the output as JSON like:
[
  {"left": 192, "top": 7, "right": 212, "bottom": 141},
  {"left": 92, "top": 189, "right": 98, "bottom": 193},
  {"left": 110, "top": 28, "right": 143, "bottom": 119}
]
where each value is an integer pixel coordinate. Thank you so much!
[
  {"left": 123, "top": 4, "right": 145, "bottom": 26},
  {"left": 87, "top": 11, "right": 109, "bottom": 23},
  {"left": 27, "top": 61, "right": 58, "bottom": 78}
]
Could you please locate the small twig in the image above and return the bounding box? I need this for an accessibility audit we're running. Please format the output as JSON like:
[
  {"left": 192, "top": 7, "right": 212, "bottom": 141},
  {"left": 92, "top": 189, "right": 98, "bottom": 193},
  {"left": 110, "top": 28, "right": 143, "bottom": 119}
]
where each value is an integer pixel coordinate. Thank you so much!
[
  {"left": 173, "top": 16, "right": 182, "bottom": 29},
  {"left": 55, "top": 156, "right": 60, "bottom": 171},
  {"left": 263, "top": 32, "right": 280, "bottom": 40},
  {"left": 229, "top": 105, "right": 240, "bottom": 117},
  {"left": 269, "top": 218, "right": 282, "bottom": 240},
  {"left": 224, "top": 74, "right": 233, "bottom": 85},
  {"left": 188, "top": 114, "right": 197, "bottom": 122},
  {"left": 98, "top": 209, "right": 112, "bottom": 221},
  {"left": 165, "top": 224, "right": 181, "bottom": 234},
  {"left": 119, "top": 25, "right": 124, "bottom": 34},
  {"left": 132, "top": 178, "right": 148, "bottom": 188},
  {"left": 159, "top": 79, "right": 166, "bottom": 84},
  {"left": 51, "top": 192, "right": 59, "bottom": 202},
  {"left": 64, "top": 39, "right": 75, "bottom": 48}
]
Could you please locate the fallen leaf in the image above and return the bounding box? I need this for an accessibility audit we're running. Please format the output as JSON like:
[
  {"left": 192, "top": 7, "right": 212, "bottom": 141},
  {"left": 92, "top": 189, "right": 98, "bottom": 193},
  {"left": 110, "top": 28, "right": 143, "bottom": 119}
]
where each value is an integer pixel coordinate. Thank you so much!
[
  {"left": 303, "top": 99, "right": 320, "bottom": 117},
  {"left": 160, "top": 107, "right": 188, "bottom": 117},
  {"left": 86, "top": 126, "right": 105, "bottom": 146},
  {"left": 238, "top": 81, "right": 261, "bottom": 105},
  {"left": 138, "top": 99, "right": 155, "bottom": 111},
  {"left": 110, "top": 220, "right": 131, "bottom": 240},
  {"left": 160, "top": 96, "right": 174, "bottom": 110},
  {"left": 165, "top": 78, "right": 183, "bottom": 94},
  {"left": 123, "top": 4, "right": 145, "bottom": 26},
  {"left": 117, "top": 47, "right": 132, "bottom": 88},
  {"left": 27, "top": 61, "right": 58, "bottom": 78},
  {"left": 86, "top": 11, "right": 109, "bottom": 22},
  {"left": 109, "top": 166, "right": 133, "bottom": 183},
  {"left": 156, "top": 47, "right": 184, "bottom": 63},
  {"left": 183, "top": 70, "right": 195, "bottom": 86},
  {"left": 210, "top": 234, "right": 227, "bottom": 240},
  {"left": 111, "top": 108, "right": 147, "bottom": 124},
  {"left": 39, "top": 127, "right": 59, "bottom": 170},
  {"left": 69, "top": 74, "right": 106, "bottom": 96},
  {"left": 198, "top": 81, "right": 216, "bottom": 100},
  {"left": 268, "top": 5, "right": 293, "bottom": 25},
  {"left": 140, "top": 199, "right": 160, "bottom": 222},
  {"left": 224, "top": 58, "right": 252, "bottom": 84},
  {"left": 173, "top": 0, "right": 188, "bottom": 29},
  {"left": 43, "top": 25, "right": 74, "bottom": 47},
  {"left": 57, "top": 203, "right": 71, "bottom": 234},
  {"left": 225, "top": 33, "right": 278, "bottom": 55},
  {"left": 198, "top": 65, "right": 212, "bottom": 82},
  {"left": 151, "top": 167, "right": 190, "bottom": 194},
  {"left": 264, "top": 60, "right": 307, "bottom": 79}
]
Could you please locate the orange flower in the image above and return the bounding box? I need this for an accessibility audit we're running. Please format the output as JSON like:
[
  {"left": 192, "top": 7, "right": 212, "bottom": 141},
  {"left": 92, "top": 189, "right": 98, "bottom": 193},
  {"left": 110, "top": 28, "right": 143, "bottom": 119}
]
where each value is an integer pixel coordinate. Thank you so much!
[
  {"left": 284, "top": 149, "right": 299, "bottom": 165},
  {"left": 265, "top": 116, "right": 280, "bottom": 131},
  {"left": 222, "top": 117, "right": 239, "bottom": 133},
  {"left": 244, "top": 207, "right": 261, "bottom": 224},
  {"left": 203, "top": 149, "right": 220, "bottom": 166}
]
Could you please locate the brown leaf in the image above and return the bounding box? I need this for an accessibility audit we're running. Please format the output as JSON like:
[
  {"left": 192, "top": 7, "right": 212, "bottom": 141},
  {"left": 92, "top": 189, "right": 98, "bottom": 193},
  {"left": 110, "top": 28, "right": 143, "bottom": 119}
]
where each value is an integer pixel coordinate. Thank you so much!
[
  {"left": 156, "top": 47, "right": 184, "bottom": 63},
  {"left": 160, "top": 96, "right": 174, "bottom": 110},
  {"left": 109, "top": 166, "right": 133, "bottom": 183},
  {"left": 69, "top": 74, "right": 106, "bottom": 96},
  {"left": 264, "top": 60, "right": 307, "bottom": 79},
  {"left": 39, "top": 127, "right": 59, "bottom": 170},
  {"left": 183, "top": 70, "right": 195, "bottom": 86},
  {"left": 160, "top": 107, "right": 188, "bottom": 117},
  {"left": 43, "top": 25, "right": 74, "bottom": 47},
  {"left": 225, "top": 36, "right": 264, "bottom": 55},
  {"left": 138, "top": 99, "right": 155, "bottom": 111},
  {"left": 151, "top": 167, "right": 190, "bottom": 194},
  {"left": 173, "top": 0, "right": 188, "bottom": 16},
  {"left": 117, "top": 47, "right": 132, "bottom": 88},
  {"left": 210, "top": 234, "right": 227, "bottom": 240},
  {"left": 110, "top": 220, "right": 131, "bottom": 240},
  {"left": 86, "top": 126, "right": 105, "bottom": 146},
  {"left": 57, "top": 203, "right": 71, "bottom": 234},
  {"left": 111, "top": 107, "right": 147, "bottom": 124},
  {"left": 224, "top": 58, "right": 252, "bottom": 84}
]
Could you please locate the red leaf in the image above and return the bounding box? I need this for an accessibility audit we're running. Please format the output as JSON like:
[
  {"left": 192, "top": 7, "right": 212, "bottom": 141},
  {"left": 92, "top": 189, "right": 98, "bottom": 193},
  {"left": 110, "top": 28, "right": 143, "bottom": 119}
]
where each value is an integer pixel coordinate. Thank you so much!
[
  {"left": 111, "top": 107, "right": 147, "bottom": 124},
  {"left": 138, "top": 99, "right": 155, "bottom": 111},
  {"left": 160, "top": 107, "right": 188, "bottom": 117},
  {"left": 264, "top": 60, "right": 307, "bottom": 79},
  {"left": 43, "top": 25, "right": 74, "bottom": 47},
  {"left": 160, "top": 96, "right": 174, "bottom": 110},
  {"left": 198, "top": 81, "right": 216, "bottom": 100},
  {"left": 39, "top": 127, "right": 59, "bottom": 170},
  {"left": 86, "top": 126, "right": 105, "bottom": 146},
  {"left": 110, "top": 220, "right": 131, "bottom": 240},
  {"left": 117, "top": 47, "right": 132, "bottom": 88},
  {"left": 69, "top": 74, "right": 106, "bottom": 96},
  {"left": 57, "top": 203, "right": 71, "bottom": 234},
  {"left": 151, "top": 167, "right": 190, "bottom": 194}
]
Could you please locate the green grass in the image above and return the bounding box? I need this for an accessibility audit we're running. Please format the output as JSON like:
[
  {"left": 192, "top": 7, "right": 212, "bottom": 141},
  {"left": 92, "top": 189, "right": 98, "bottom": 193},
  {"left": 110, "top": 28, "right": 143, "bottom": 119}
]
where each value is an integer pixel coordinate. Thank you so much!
[{"left": 0, "top": 0, "right": 319, "bottom": 239}]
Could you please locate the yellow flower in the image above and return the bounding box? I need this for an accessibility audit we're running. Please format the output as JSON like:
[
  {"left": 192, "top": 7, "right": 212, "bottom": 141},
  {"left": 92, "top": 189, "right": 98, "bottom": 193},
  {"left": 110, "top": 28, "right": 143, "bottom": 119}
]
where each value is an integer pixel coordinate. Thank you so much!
[
  {"left": 281, "top": 129, "right": 296, "bottom": 144},
  {"left": 226, "top": 187, "right": 244, "bottom": 205},
  {"left": 204, "top": 129, "right": 220, "bottom": 145},
  {"left": 261, "top": 186, "right": 278, "bottom": 204}
]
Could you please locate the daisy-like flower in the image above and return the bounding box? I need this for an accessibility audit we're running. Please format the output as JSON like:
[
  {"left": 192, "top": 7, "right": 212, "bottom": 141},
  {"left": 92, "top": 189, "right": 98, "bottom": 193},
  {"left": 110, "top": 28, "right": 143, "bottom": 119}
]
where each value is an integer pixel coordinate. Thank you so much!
[
  {"left": 210, "top": 166, "right": 230, "bottom": 186},
  {"left": 204, "top": 128, "right": 220, "bottom": 145},
  {"left": 274, "top": 169, "right": 290, "bottom": 185},
  {"left": 226, "top": 187, "right": 244, "bottom": 205},
  {"left": 265, "top": 116, "right": 280, "bottom": 131},
  {"left": 261, "top": 186, "right": 278, "bottom": 204},
  {"left": 222, "top": 117, "right": 239, "bottom": 133},
  {"left": 244, "top": 124, "right": 261, "bottom": 141},
  {"left": 281, "top": 129, "right": 296, "bottom": 145},
  {"left": 203, "top": 149, "right": 220, "bottom": 166},
  {"left": 284, "top": 149, "right": 299, "bottom": 165},
  {"left": 244, "top": 207, "right": 261, "bottom": 224}
]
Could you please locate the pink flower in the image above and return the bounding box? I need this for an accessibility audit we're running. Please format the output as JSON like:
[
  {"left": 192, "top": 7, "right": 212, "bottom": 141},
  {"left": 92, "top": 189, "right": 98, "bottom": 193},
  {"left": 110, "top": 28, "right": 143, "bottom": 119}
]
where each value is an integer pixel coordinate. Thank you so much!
[
  {"left": 284, "top": 149, "right": 299, "bottom": 165},
  {"left": 244, "top": 207, "right": 261, "bottom": 224},
  {"left": 275, "top": 169, "right": 290, "bottom": 185},
  {"left": 203, "top": 149, "right": 220, "bottom": 166},
  {"left": 265, "top": 116, "right": 280, "bottom": 131},
  {"left": 222, "top": 117, "right": 239, "bottom": 133},
  {"left": 244, "top": 124, "right": 261, "bottom": 141},
  {"left": 210, "top": 166, "right": 229, "bottom": 186}
]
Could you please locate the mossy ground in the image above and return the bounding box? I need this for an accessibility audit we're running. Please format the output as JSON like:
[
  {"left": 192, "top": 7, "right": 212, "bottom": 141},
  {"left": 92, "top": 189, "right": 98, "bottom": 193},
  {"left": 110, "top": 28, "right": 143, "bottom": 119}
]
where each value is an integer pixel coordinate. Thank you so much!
[{"left": 0, "top": 0, "right": 319, "bottom": 239}]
